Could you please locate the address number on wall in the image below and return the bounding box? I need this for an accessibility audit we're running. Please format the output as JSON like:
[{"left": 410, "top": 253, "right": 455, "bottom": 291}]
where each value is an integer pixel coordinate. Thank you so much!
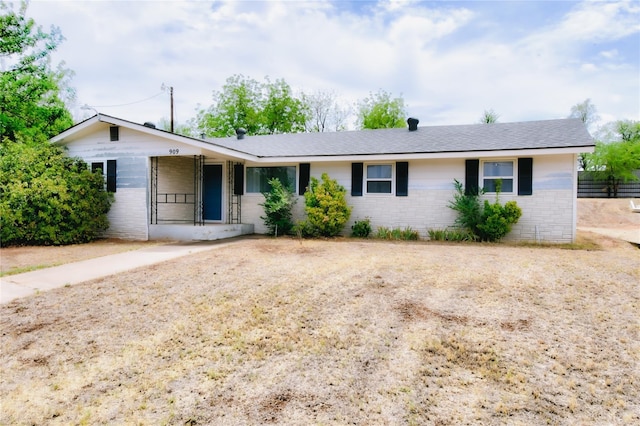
[{"left": 169, "top": 149, "right": 180, "bottom": 154}]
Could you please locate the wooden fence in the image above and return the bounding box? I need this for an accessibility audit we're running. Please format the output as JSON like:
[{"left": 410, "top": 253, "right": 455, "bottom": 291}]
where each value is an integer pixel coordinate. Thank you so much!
[{"left": 578, "top": 170, "right": 640, "bottom": 198}]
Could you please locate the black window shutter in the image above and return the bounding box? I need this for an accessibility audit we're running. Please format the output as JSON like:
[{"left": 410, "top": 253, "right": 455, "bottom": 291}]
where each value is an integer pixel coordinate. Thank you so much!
[
  {"left": 299, "top": 163, "right": 310, "bottom": 195},
  {"left": 518, "top": 158, "right": 533, "bottom": 195},
  {"left": 109, "top": 126, "right": 119, "bottom": 142},
  {"left": 396, "top": 161, "right": 408, "bottom": 196},
  {"left": 465, "top": 159, "right": 479, "bottom": 195},
  {"left": 233, "top": 164, "right": 244, "bottom": 195},
  {"left": 106, "top": 160, "right": 117, "bottom": 192},
  {"left": 351, "top": 163, "right": 363, "bottom": 196}
]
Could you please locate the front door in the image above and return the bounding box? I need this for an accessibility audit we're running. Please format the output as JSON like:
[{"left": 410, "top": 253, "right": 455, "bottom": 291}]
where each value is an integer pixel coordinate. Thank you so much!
[{"left": 203, "top": 164, "right": 223, "bottom": 221}]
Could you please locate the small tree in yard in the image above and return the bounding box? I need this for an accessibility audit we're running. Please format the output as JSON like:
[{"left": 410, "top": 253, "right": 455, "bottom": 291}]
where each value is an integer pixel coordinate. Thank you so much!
[
  {"left": 260, "top": 177, "right": 296, "bottom": 236},
  {"left": 449, "top": 179, "right": 522, "bottom": 242},
  {"left": 301, "top": 173, "right": 351, "bottom": 237}
]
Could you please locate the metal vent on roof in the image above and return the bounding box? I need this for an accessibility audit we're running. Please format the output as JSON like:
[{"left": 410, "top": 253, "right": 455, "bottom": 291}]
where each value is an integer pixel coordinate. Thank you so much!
[
  {"left": 407, "top": 117, "right": 419, "bottom": 131},
  {"left": 236, "top": 128, "right": 246, "bottom": 140},
  {"left": 143, "top": 122, "right": 156, "bottom": 129}
]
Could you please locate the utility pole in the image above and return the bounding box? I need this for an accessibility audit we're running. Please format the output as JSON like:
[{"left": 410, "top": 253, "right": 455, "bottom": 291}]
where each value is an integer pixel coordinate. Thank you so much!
[{"left": 170, "top": 86, "right": 174, "bottom": 133}]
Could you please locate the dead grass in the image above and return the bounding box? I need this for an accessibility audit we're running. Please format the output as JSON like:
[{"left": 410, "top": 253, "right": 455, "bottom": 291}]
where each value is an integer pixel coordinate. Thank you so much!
[
  {"left": 0, "top": 238, "right": 161, "bottom": 277},
  {"left": 1, "top": 235, "right": 639, "bottom": 425}
]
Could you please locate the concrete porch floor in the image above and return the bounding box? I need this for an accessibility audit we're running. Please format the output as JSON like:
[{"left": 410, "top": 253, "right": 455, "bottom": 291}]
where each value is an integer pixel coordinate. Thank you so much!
[{"left": 149, "top": 223, "right": 254, "bottom": 241}]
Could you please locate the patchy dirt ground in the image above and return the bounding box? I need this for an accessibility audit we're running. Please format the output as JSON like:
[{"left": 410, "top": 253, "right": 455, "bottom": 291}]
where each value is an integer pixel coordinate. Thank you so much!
[
  {"left": 0, "top": 239, "right": 161, "bottom": 276},
  {"left": 0, "top": 200, "right": 638, "bottom": 425}
]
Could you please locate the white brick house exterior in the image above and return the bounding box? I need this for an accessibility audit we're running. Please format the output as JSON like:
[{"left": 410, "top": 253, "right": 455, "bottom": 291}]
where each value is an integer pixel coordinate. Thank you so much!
[{"left": 51, "top": 115, "right": 593, "bottom": 243}]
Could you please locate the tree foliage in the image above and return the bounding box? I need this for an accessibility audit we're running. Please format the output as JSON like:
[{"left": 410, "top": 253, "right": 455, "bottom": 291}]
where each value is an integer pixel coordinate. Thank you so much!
[
  {"left": 586, "top": 120, "right": 640, "bottom": 197},
  {"left": 304, "top": 90, "right": 349, "bottom": 132},
  {"left": 0, "top": 140, "right": 113, "bottom": 246},
  {"left": 301, "top": 173, "right": 351, "bottom": 237},
  {"left": 260, "top": 177, "right": 296, "bottom": 236},
  {"left": 569, "top": 98, "right": 599, "bottom": 130},
  {"left": 192, "top": 75, "right": 309, "bottom": 137},
  {"left": 0, "top": 1, "right": 74, "bottom": 142},
  {"left": 479, "top": 109, "right": 500, "bottom": 124},
  {"left": 357, "top": 90, "right": 407, "bottom": 129}
]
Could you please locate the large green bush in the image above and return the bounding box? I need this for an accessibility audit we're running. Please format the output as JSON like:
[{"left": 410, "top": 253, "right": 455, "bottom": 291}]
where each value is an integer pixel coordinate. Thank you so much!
[
  {"left": 260, "top": 177, "right": 296, "bottom": 236},
  {"left": 0, "top": 140, "right": 113, "bottom": 246},
  {"left": 301, "top": 173, "right": 351, "bottom": 237},
  {"left": 449, "top": 179, "right": 522, "bottom": 242}
]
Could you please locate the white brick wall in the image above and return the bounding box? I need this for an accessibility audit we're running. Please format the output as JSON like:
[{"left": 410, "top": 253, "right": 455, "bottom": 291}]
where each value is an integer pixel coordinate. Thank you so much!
[
  {"left": 104, "top": 188, "right": 148, "bottom": 240},
  {"left": 241, "top": 156, "right": 578, "bottom": 243}
]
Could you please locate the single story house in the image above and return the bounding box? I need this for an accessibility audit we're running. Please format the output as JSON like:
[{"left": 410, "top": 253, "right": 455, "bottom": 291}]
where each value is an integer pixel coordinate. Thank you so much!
[{"left": 51, "top": 114, "right": 594, "bottom": 243}]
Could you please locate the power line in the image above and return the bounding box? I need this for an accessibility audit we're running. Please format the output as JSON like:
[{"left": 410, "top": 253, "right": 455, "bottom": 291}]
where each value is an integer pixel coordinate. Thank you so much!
[{"left": 87, "top": 91, "right": 165, "bottom": 108}]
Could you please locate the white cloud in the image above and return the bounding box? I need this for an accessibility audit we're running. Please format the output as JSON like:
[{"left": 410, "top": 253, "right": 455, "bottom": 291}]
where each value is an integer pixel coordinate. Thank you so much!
[{"left": 22, "top": 0, "right": 640, "bottom": 128}]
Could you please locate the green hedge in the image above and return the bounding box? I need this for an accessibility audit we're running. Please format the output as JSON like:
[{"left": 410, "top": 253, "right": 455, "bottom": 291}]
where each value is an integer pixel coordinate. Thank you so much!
[{"left": 0, "top": 141, "right": 113, "bottom": 246}]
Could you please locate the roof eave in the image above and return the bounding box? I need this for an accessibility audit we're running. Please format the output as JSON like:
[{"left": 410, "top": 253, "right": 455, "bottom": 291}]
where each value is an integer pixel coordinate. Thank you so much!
[{"left": 248, "top": 145, "right": 596, "bottom": 163}]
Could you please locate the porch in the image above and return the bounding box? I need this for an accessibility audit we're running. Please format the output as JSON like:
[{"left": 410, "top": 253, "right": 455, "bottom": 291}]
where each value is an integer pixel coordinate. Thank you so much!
[
  {"left": 149, "top": 223, "right": 254, "bottom": 241},
  {"left": 149, "top": 156, "right": 249, "bottom": 242}
]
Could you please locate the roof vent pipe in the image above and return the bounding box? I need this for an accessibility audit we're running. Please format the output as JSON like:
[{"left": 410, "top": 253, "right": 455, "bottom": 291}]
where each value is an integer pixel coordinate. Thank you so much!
[
  {"left": 407, "top": 117, "right": 419, "bottom": 131},
  {"left": 143, "top": 121, "right": 156, "bottom": 129},
  {"left": 236, "top": 128, "right": 246, "bottom": 140}
]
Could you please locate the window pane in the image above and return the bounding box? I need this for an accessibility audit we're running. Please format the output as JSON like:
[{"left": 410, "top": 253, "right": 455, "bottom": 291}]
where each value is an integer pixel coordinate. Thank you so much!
[
  {"left": 483, "top": 178, "right": 513, "bottom": 193},
  {"left": 367, "top": 165, "right": 392, "bottom": 179},
  {"left": 246, "top": 166, "right": 296, "bottom": 193},
  {"left": 483, "top": 161, "right": 513, "bottom": 177},
  {"left": 367, "top": 181, "right": 392, "bottom": 193}
]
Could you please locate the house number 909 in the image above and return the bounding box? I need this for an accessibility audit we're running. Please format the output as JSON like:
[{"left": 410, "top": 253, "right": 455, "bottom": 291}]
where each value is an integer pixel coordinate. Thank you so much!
[{"left": 169, "top": 149, "right": 179, "bottom": 154}]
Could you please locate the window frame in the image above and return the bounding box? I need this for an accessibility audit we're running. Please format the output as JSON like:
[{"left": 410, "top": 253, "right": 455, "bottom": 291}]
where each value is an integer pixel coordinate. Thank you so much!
[
  {"left": 365, "top": 163, "right": 394, "bottom": 195},
  {"left": 90, "top": 160, "right": 116, "bottom": 192},
  {"left": 245, "top": 165, "right": 297, "bottom": 194},
  {"left": 480, "top": 159, "right": 516, "bottom": 194},
  {"left": 109, "top": 126, "right": 119, "bottom": 142}
]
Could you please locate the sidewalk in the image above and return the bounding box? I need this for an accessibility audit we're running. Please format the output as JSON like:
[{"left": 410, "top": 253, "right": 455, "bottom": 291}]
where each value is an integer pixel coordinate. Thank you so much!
[{"left": 0, "top": 239, "right": 242, "bottom": 305}]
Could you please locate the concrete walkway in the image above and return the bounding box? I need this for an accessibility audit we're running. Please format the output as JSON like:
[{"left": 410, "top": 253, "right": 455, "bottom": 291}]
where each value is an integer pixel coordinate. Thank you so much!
[
  {"left": 577, "top": 227, "right": 640, "bottom": 245},
  {"left": 0, "top": 239, "right": 244, "bottom": 305}
]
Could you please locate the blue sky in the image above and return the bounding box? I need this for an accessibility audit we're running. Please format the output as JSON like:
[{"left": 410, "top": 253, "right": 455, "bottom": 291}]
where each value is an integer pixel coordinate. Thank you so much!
[{"left": 20, "top": 0, "right": 640, "bottom": 130}]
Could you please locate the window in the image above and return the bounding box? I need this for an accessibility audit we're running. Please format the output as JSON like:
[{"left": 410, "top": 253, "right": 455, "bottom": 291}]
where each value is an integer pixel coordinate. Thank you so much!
[
  {"left": 246, "top": 166, "right": 296, "bottom": 193},
  {"left": 90, "top": 160, "right": 116, "bottom": 192},
  {"left": 91, "top": 162, "right": 104, "bottom": 174},
  {"left": 482, "top": 160, "right": 514, "bottom": 193},
  {"left": 110, "top": 126, "right": 119, "bottom": 141},
  {"left": 366, "top": 164, "right": 392, "bottom": 194}
]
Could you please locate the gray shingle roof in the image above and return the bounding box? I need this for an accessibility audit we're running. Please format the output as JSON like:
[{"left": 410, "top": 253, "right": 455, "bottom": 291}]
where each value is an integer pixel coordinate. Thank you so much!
[{"left": 206, "top": 118, "right": 593, "bottom": 158}]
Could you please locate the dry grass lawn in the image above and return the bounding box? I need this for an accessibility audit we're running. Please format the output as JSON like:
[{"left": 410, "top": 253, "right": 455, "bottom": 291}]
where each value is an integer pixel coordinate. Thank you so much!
[{"left": 1, "top": 200, "right": 639, "bottom": 425}]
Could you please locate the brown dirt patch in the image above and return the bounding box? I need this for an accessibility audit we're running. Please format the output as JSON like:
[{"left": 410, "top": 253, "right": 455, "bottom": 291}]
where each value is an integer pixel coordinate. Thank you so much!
[
  {"left": 0, "top": 238, "right": 161, "bottom": 276},
  {"left": 577, "top": 198, "right": 640, "bottom": 229},
  {"left": 0, "top": 199, "right": 638, "bottom": 424}
]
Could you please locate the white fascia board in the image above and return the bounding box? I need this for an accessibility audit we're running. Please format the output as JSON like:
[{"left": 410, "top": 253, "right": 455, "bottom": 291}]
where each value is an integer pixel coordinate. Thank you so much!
[
  {"left": 51, "top": 114, "right": 258, "bottom": 162},
  {"left": 97, "top": 116, "right": 258, "bottom": 160},
  {"left": 251, "top": 146, "right": 596, "bottom": 163},
  {"left": 49, "top": 115, "right": 101, "bottom": 143}
]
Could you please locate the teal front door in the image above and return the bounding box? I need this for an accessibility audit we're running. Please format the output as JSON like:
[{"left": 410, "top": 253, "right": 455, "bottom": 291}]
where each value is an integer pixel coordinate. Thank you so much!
[{"left": 203, "top": 164, "right": 222, "bottom": 221}]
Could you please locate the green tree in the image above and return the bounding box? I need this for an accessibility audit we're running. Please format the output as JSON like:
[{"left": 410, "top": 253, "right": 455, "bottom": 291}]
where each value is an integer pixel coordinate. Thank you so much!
[
  {"left": 479, "top": 109, "right": 499, "bottom": 124},
  {"left": 588, "top": 120, "right": 640, "bottom": 197},
  {"left": 262, "top": 77, "right": 309, "bottom": 134},
  {"left": 570, "top": 99, "right": 599, "bottom": 170},
  {"left": 192, "top": 75, "right": 309, "bottom": 137},
  {"left": 357, "top": 90, "right": 406, "bottom": 129},
  {"left": 0, "top": 139, "right": 113, "bottom": 245},
  {"left": 301, "top": 173, "right": 351, "bottom": 237},
  {"left": 260, "top": 177, "right": 296, "bottom": 236},
  {"left": 0, "top": 1, "right": 74, "bottom": 142}
]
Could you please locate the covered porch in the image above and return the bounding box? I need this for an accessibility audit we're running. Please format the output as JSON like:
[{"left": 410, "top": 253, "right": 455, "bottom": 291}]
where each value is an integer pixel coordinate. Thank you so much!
[{"left": 148, "top": 155, "right": 254, "bottom": 241}]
